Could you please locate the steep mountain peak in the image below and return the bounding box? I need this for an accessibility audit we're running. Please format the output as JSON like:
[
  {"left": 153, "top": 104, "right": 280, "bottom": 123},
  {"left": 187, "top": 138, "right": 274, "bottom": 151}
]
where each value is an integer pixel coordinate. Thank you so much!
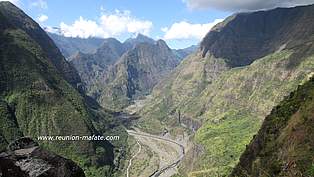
[
  {"left": 124, "top": 33, "right": 155, "bottom": 49},
  {"left": 96, "top": 37, "right": 126, "bottom": 57},
  {"left": 103, "top": 37, "right": 122, "bottom": 44},
  {"left": 135, "top": 33, "right": 155, "bottom": 42},
  {"left": 97, "top": 36, "right": 179, "bottom": 109},
  {"left": 70, "top": 37, "right": 126, "bottom": 85},
  {"left": 200, "top": 4, "right": 314, "bottom": 67},
  {"left": 156, "top": 39, "right": 170, "bottom": 49},
  {"left": 0, "top": 1, "right": 81, "bottom": 87}
]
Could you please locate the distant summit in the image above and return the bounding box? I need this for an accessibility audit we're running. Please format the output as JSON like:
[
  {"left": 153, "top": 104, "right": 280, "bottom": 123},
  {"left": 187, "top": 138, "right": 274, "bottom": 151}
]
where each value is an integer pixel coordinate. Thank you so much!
[
  {"left": 172, "top": 45, "right": 198, "bottom": 60},
  {"left": 124, "top": 33, "right": 156, "bottom": 49},
  {"left": 48, "top": 32, "right": 105, "bottom": 59}
]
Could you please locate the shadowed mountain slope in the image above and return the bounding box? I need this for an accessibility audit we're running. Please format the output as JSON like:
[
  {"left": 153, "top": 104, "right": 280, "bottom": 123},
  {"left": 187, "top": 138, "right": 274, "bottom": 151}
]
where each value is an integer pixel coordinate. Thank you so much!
[{"left": 200, "top": 5, "right": 314, "bottom": 67}]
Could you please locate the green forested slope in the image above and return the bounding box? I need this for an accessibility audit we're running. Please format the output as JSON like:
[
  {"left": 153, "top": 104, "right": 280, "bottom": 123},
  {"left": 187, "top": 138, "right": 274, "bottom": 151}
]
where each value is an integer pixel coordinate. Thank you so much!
[
  {"left": 188, "top": 50, "right": 314, "bottom": 176},
  {"left": 231, "top": 77, "right": 314, "bottom": 177},
  {"left": 135, "top": 4, "right": 314, "bottom": 176},
  {"left": 0, "top": 2, "right": 127, "bottom": 176}
]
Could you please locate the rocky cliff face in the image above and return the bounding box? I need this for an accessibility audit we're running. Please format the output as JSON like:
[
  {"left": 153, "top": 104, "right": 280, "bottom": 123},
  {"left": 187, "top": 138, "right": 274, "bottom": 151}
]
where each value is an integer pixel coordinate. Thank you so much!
[
  {"left": 123, "top": 33, "right": 155, "bottom": 49},
  {"left": 70, "top": 35, "right": 180, "bottom": 110},
  {"left": 70, "top": 38, "right": 127, "bottom": 98},
  {"left": 0, "top": 137, "right": 85, "bottom": 177},
  {"left": 99, "top": 39, "right": 180, "bottom": 109},
  {"left": 231, "top": 77, "right": 314, "bottom": 177}
]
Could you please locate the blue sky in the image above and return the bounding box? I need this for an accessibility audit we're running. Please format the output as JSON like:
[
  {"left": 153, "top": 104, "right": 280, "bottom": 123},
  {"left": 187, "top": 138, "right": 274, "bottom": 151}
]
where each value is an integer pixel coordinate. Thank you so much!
[
  {"left": 9, "top": 0, "right": 229, "bottom": 49},
  {"left": 7, "top": 0, "right": 314, "bottom": 49}
]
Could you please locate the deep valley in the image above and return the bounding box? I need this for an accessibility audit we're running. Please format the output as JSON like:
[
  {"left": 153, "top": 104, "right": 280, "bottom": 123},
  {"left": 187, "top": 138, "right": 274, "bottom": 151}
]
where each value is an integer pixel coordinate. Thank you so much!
[{"left": 1, "top": 1, "right": 314, "bottom": 177}]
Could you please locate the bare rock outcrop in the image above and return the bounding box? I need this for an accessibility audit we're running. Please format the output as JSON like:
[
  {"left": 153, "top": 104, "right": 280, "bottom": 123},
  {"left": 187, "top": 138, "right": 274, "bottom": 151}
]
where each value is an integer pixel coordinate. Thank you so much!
[{"left": 0, "top": 137, "right": 85, "bottom": 177}]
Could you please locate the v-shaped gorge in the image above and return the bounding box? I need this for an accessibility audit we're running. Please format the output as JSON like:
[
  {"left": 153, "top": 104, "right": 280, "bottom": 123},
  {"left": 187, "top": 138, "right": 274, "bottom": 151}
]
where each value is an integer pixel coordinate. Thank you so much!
[{"left": 131, "top": 4, "right": 314, "bottom": 176}]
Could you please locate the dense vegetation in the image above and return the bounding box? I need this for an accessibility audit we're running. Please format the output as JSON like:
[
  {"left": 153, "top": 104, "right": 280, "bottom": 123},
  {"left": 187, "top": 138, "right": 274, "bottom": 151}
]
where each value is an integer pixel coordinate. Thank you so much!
[
  {"left": 231, "top": 77, "right": 314, "bottom": 177},
  {"left": 136, "top": 4, "right": 314, "bottom": 176},
  {"left": 0, "top": 2, "right": 127, "bottom": 176}
]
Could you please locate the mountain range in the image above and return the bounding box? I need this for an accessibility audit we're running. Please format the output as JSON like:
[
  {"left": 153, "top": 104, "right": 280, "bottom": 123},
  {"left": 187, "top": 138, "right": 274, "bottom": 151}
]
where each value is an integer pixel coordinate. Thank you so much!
[
  {"left": 57, "top": 34, "right": 184, "bottom": 110},
  {"left": 47, "top": 32, "right": 105, "bottom": 59}
]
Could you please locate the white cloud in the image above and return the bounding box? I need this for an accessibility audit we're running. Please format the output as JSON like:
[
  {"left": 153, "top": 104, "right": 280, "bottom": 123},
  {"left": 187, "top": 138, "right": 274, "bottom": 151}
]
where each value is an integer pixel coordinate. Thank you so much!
[
  {"left": 185, "top": 0, "right": 314, "bottom": 11},
  {"left": 60, "top": 17, "right": 108, "bottom": 38},
  {"left": 44, "top": 26, "right": 60, "bottom": 34},
  {"left": 59, "top": 10, "right": 153, "bottom": 38},
  {"left": 162, "top": 19, "right": 223, "bottom": 40},
  {"left": 126, "top": 20, "right": 152, "bottom": 35},
  {"left": 30, "top": 0, "right": 47, "bottom": 9},
  {"left": 99, "top": 10, "right": 153, "bottom": 36},
  {"left": 37, "top": 14, "right": 48, "bottom": 23}
]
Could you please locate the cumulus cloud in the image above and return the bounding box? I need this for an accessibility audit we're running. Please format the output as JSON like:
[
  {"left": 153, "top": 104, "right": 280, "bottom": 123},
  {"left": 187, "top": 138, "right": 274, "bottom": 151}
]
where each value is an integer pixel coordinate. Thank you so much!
[
  {"left": 44, "top": 26, "right": 60, "bottom": 34},
  {"left": 37, "top": 14, "right": 48, "bottom": 23},
  {"left": 59, "top": 10, "right": 153, "bottom": 38},
  {"left": 60, "top": 17, "right": 107, "bottom": 38},
  {"left": 185, "top": 0, "right": 314, "bottom": 11},
  {"left": 162, "top": 19, "right": 223, "bottom": 40},
  {"left": 30, "top": 0, "right": 47, "bottom": 9}
]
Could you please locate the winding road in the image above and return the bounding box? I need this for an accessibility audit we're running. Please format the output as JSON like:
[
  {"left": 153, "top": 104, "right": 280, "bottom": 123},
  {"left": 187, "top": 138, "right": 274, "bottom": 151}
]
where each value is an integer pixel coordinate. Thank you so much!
[
  {"left": 127, "top": 129, "right": 185, "bottom": 177},
  {"left": 126, "top": 140, "right": 142, "bottom": 177}
]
